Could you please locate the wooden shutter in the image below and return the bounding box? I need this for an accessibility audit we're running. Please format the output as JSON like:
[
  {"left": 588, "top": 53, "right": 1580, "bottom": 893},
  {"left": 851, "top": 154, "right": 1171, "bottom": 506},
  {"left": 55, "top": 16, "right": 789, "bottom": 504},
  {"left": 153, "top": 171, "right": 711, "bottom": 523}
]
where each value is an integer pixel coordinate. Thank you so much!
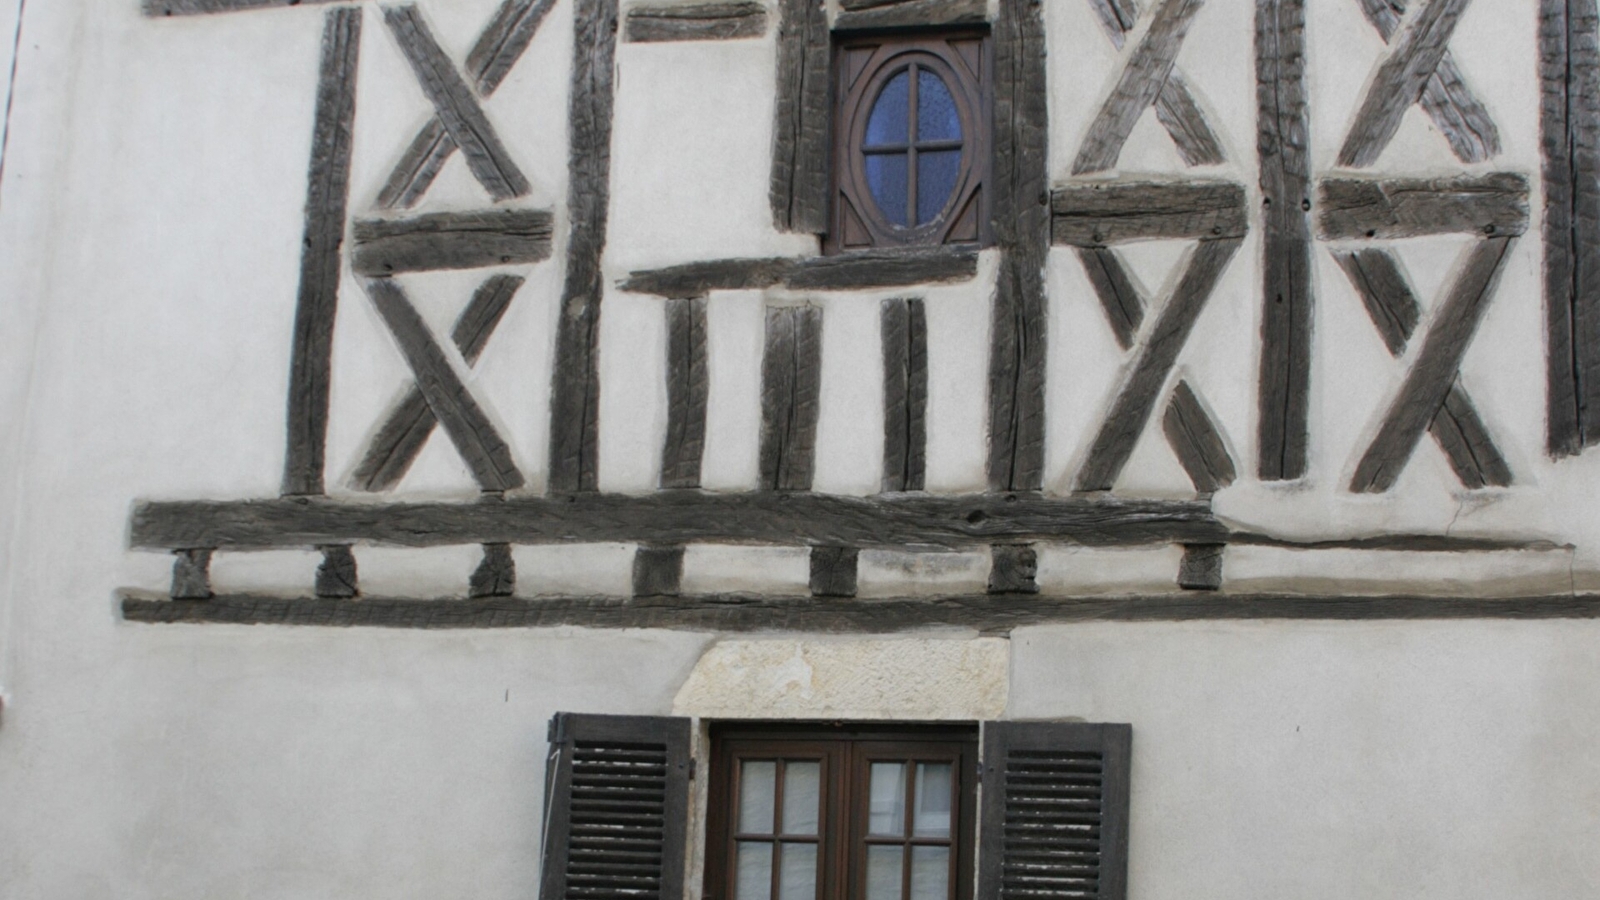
[
  {"left": 978, "top": 722, "right": 1132, "bottom": 900},
  {"left": 541, "top": 713, "right": 693, "bottom": 900}
]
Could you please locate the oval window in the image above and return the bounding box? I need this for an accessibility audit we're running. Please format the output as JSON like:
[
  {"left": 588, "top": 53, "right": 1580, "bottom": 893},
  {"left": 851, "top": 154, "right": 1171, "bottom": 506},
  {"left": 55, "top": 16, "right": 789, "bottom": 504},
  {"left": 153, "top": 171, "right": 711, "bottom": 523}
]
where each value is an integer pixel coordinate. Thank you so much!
[{"left": 860, "top": 63, "right": 964, "bottom": 229}]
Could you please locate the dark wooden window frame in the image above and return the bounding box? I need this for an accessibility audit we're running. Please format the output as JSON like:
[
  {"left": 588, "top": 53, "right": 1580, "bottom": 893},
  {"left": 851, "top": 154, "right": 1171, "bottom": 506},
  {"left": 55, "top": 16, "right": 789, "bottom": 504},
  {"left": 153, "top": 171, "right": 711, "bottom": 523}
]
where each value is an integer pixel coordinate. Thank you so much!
[
  {"left": 827, "top": 30, "right": 992, "bottom": 253},
  {"left": 705, "top": 722, "right": 979, "bottom": 900}
]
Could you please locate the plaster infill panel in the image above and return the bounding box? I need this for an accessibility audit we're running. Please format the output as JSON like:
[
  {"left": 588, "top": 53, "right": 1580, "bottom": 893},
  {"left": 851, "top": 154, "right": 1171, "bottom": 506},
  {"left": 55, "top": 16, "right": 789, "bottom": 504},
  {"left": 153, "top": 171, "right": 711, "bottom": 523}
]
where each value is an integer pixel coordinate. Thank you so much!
[{"left": 673, "top": 637, "right": 1008, "bottom": 720}]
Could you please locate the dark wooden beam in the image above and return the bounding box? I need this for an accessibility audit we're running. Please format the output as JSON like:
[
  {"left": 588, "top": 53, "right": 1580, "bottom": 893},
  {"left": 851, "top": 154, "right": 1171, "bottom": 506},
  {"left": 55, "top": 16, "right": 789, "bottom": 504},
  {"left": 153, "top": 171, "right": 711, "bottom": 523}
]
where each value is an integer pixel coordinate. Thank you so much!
[
  {"left": 282, "top": 7, "right": 361, "bottom": 497},
  {"left": 771, "top": 0, "right": 829, "bottom": 232},
  {"left": 548, "top": 0, "right": 619, "bottom": 493},
  {"left": 1051, "top": 180, "right": 1247, "bottom": 247},
  {"left": 1077, "top": 248, "right": 1144, "bottom": 350},
  {"left": 1074, "top": 238, "right": 1242, "bottom": 492},
  {"left": 1338, "top": 0, "right": 1472, "bottom": 168},
  {"left": 131, "top": 493, "right": 1225, "bottom": 552},
  {"left": 1350, "top": 237, "right": 1514, "bottom": 493},
  {"left": 382, "top": 5, "right": 529, "bottom": 202},
  {"left": 834, "top": 0, "right": 988, "bottom": 30},
  {"left": 170, "top": 549, "right": 214, "bottom": 600},
  {"left": 123, "top": 591, "right": 1600, "bottom": 630},
  {"left": 1177, "top": 543, "right": 1224, "bottom": 590},
  {"left": 1163, "top": 380, "right": 1236, "bottom": 494},
  {"left": 619, "top": 248, "right": 979, "bottom": 298},
  {"left": 882, "top": 298, "right": 928, "bottom": 493},
  {"left": 661, "top": 298, "right": 710, "bottom": 490},
  {"left": 377, "top": 0, "right": 557, "bottom": 209},
  {"left": 809, "top": 546, "right": 859, "bottom": 598},
  {"left": 1072, "top": 0, "right": 1207, "bottom": 174},
  {"left": 143, "top": 0, "right": 342, "bottom": 14},
  {"left": 1541, "top": 0, "right": 1600, "bottom": 456},
  {"left": 315, "top": 545, "right": 358, "bottom": 598},
  {"left": 633, "top": 546, "right": 686, "bottom": 596},
  {"left": 470, "top": 543, "right": 516, "bottom": 598},
  {"left": 1317, "top": 174, "right": 1529, "bottom": 240},
  {"left": 759, "top": 306, "right": 824, "bottom": 492},
  {"left": 988, "top": 0, "right": 1050, "bottom": 493},
  {"left": 351, "top": 210, "right": 553, "bottom": 276},
  {"left": 1255, "top": 0, "right": 1313, "bottom": 481},
  {"left": 626, "top": 2, "right": 767, "bottom": 41},
  {"left": 362, "top": 278, "right": 526, "bottom": 492},
  {"left": 1086, "top": 0, "right": 1224, "bottom": 167},
  {"left": 352, "top": 275, "right": 523, "bottom": 493}
]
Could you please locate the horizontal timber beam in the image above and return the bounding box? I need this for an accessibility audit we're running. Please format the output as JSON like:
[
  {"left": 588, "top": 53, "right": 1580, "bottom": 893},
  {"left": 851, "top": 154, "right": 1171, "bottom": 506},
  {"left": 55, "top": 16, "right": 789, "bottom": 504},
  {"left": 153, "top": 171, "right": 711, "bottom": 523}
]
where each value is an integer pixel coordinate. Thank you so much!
[
  {"left": 351, "top": 209, "right": 553, "bottom": 276},
  {"left": 619, "top": 248, "right": 979, "bottom": 298},
  {"left": 1317, "top": 174, "right": 1529, "bottom": 240},
  {"left": 1051, "top": 180, "right": 1247, "bottom": 247},
  {"left": 129, "top": 492, "right": 1224, "bottom": 552},
  {"left": 143, "top": 0, "right": 343, "bottom": 15},
  {"left": 122, "top": 591, "right": 1600, "bottom": 630},
  {"left": 625, "top": 2, "right": 767, "bottom": 41}
]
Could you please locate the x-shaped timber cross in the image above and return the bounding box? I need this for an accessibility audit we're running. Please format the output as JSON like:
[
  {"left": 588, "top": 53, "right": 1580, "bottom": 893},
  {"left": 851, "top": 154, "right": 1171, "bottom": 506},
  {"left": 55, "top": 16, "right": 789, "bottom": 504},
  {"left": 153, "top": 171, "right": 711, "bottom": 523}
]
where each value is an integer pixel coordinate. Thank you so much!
[{"left": 1317, "top": 174, "right": 1529, "bottom": 492}]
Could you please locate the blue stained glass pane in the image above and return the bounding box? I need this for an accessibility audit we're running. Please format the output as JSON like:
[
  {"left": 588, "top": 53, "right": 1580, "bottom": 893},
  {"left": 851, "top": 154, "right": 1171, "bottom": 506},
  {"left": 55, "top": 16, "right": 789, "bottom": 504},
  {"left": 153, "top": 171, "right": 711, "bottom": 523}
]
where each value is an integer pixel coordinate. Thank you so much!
[
  {"left": 917, "top": 71, "right": 960, "bottom": 142},
  {"left": 917, "top": 150, "right": 961, "bottom": 225},
  {"left": 866, "top": 153, "right": 909, "bottom": 226},
  {"left": 866, "top": 71, "right": 910, "bottom": 147}
]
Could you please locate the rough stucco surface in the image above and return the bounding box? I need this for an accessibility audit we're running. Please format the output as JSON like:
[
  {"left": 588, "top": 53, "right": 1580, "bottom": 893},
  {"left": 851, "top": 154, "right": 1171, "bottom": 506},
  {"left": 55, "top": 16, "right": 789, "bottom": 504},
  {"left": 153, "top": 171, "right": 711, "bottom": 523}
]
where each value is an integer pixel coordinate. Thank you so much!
[
  {"left": 673, "top": 637, "right": 1009, "bottom": 719},
  {"left": 1010, "top": 621, "right": 1600, "bottom": 900}
]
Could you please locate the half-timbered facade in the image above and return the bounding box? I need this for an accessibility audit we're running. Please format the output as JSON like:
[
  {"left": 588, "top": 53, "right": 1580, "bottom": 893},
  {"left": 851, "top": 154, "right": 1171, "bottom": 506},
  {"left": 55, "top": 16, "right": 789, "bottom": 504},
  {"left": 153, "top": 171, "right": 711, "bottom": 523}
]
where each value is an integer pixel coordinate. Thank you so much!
[{"left": 2, "top": 0, "right": 1599, "bottom": 897}]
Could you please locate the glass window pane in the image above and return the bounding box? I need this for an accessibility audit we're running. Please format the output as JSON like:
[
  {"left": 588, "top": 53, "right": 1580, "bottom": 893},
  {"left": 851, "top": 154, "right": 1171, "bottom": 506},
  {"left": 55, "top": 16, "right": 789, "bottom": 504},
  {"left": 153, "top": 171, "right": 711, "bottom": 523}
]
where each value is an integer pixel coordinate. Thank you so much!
[
  {"left": 915, "top": 151, "right": 961, "bottom": 225},
  {"left": 916, "top": 70, "right": 961, "bottom": 142},
  {"left": 869, "top": 762, "right": 907, "bottom": 835},
  {"left": 781, "top": 762, "right": 821, "bottom": 835},
  {"left": 865, "top": 154, "right": 909, "bottom": 227},
  {"left": 866, "top": 70, "right": 911, "bottom": 147},
  {"left": 912, "top": 763, "right": 953, "bottom": 837},
  {"left": 866, "top": 845, "right": 904, "bottom": 900},
  {"left": 909, "top": 846, "right": 950, "bottom": 900},
  {"left": 778, "top": 843, "right": 818, "bottom": 900},
  {"left": 740, "top": 761, "right": 777, "bottom": 833},
  {"left": 736, "top": 842, "right": 774, "bottom": 900}
]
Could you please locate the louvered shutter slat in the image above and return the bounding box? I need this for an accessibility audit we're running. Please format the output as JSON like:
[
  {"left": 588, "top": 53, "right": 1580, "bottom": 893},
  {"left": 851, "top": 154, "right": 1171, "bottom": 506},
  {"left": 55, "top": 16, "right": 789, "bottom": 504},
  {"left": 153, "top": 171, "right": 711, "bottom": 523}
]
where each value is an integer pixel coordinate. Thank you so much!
[
  {"left": 542, "top": 714, "right": 692, "bottom": 900},
  {"left": 979, "top": 722, "right": 1131, "bottom": 900}
]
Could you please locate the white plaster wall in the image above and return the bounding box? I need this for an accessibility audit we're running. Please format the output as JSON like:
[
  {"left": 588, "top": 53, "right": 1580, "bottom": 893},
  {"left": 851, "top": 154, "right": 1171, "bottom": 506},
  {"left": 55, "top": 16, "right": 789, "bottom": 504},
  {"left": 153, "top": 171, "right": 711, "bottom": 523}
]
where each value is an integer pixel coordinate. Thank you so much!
[{"left": 1, "top": 0, "right": 1599, "bottom": 897}]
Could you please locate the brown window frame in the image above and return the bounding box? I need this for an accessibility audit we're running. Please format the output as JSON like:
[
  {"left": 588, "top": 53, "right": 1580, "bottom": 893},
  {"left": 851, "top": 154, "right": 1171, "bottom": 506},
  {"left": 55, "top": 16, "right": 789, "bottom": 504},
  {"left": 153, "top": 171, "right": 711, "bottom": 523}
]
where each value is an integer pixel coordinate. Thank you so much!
[
  {"left": 827, "top": 30, "right": 992, "bottom": 254},
  {"left": 704, "top": 722, "right": 979, "bottom": 900}
]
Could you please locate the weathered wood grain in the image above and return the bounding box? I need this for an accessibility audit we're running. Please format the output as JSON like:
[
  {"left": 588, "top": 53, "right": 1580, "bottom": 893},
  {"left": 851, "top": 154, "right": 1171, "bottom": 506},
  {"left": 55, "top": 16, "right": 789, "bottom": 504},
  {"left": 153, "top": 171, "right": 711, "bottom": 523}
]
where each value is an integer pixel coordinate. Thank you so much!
[
  {"left": 1541, "top": 0, "right": 1600, "bottom": 456},
  {"left": 1163, "top": 380, "right": 1236, "bottom": 493},
  {"left": 627, "top": 2, "right": 767, "bottom": 41},
  {"left": 633, "top": 546, "right": 685, "bottom": 596},
  {"left": 1085, "top": 0, "right": 1225, "bottom": 167},
  {"left": 315, "top": 545, "right": 358, "bottom": 598},
  {"left": 383, "top": 5, "right": 530, "bottom": 203},
  {"left": 759, "top": 306, "right": 824, "bottom": 492},
  {"left": 1337, "top": 0, "right": 1471, "bottom": 168},
  {"left": 1332, "top": 249, "right": 1511, "bottom": 489},
  {"left": 131, "top": 493, "right": 1225, "bottom": 552},
  {"left": 1355, "top": 0, "right": 1500, "bottom": 164},
  {"left": 661, "top": 298, "right": 709, "bottom": 489},
  {"left": 283, "top": 7, "right": 361, "bottom": 498},
  {"left": 833, "top": 0, "right": 988, "bottom": 30},
  {"left": 126, "top": 591, "right": 1600, "bottom": 629},
  {"left": 1051, "top": 180, "right": 1248, "bottom": 247},
  {"left": 988, "top": 544, "right": 1039, "bottom": 594},
  {"left": 1256, "top": 0, "right": 1312, "bottom": 481},
  {"left": 1225, "top": 531, "right": 1559, "bottom": 553},
  {"left": 351, "top": 209, "right": 553, "bottom": 276},
  {"left": 619, "top": 248, "right": 979, "bottom": 297},
  {"left": 1350, "top": 236, "right": 1513, "bottom": 492},
  {"left": 809, "top": 546, "right": 859, "bottom": 598},
  {"left": 549, "top": 0, "right": 619, "bottom": 493},
  {"left": 471, "top": 543, "right": 516, "bottom": 597},
  {"left": 1177, "top": 543, "right": 1224, "bottom": 590},
  {"left": 377, "top": 0, "right": 557, "bottom": 209},
  {"left": 1072, "top": 0, "right": 1206, "bottom": 174},
  {"left": 1077, "top": 248, "right": 1144, "bottom": 350},
  {"left": 143, "top": 0, "right": 341, "bottom": 14},
  {"left": 363, "top": 278, "right": 526, "bottom": 492},
  {"left": 988, "top": 0, "right": 1050, "bottom": 493},
  {"left": 1318, "top": 174, "right": 1528, "bottom": 240},
  {"left": 882, "top": 298, "right": 928, "bottom": 493},
  {"left": 352, "top": 275, "right": 522, "bottom": 493},
  {"left": 171, "top": 549, "right": 214, "bottom": 601},
  {"left": 771, "top": 0, "right": 828, "bottom": 232},
  {"left": 1074, "top": 238, "right": 1242, "bottom": 492}
]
